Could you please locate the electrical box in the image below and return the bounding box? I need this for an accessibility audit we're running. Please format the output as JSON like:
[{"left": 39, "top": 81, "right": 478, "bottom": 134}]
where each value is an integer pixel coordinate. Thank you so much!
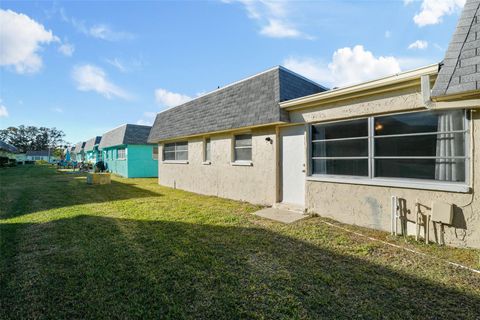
[{"left": 431, "top": 201, "right": 453, "bottom": 225}]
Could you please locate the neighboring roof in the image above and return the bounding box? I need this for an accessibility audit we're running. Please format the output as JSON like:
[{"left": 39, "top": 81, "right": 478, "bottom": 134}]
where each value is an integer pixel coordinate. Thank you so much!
[
  {"left": 280, "top": 64, "right": 438, "bottom": 110},
  {"left": 432, "top": 0, "right": 480, "bottom": 99},
  {"left": 148, "top": 66, "right": 326, "bottom": 142},
  {"left": 74, "top": 141, "right": 86, "bottom": 152},
  {"left": 99, "top": 124, "right": 152, "bottom": 149},
  {"left": 0, "top": 141, "right": 18, "bottom": 153},
  {"left": 84, "top": 136, "right": 102, "bottom": 151},
  {"left": 26, "top": 150, "right": 50, "bottom": 157}
]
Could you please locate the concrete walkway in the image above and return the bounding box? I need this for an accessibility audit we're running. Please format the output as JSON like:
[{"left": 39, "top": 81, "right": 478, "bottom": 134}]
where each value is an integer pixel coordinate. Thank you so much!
[{"left": 253, "top": 207, "right": 309, "bottom": 224}]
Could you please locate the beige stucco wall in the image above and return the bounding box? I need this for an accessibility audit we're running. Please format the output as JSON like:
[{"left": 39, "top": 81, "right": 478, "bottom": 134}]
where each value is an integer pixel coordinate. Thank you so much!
[
  {"left": 158, "top": 127, "right": 277, "bottom": 205},
  {"left": 291, "top": 87, "right": 480, "bottom": 248}
]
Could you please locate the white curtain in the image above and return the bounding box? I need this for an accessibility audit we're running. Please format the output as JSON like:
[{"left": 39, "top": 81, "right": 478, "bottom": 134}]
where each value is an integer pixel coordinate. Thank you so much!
[
  {"left": 314, "top": 127, "right": 327, "bottom": 173},
  {"left": 435, "top": 111, "right": 463, "bottom": 181}
]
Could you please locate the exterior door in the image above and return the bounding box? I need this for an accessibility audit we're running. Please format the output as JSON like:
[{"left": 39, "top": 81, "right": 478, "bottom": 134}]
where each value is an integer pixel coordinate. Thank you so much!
[{"left": 281, "top": 125, "right": 306, "bottom": 206}]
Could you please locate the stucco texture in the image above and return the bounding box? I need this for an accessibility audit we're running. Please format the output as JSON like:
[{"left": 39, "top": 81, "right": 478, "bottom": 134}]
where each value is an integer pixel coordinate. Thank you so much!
[
  {"left": 296, "top": 88, "right": 480, "bottom": 248},
  {"left": 158, "top": 127, "right": 277, "bottom": 205}
]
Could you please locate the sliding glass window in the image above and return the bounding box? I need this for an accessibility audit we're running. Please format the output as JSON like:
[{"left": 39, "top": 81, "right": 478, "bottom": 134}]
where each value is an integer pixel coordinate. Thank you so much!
[
  {"left": 309, "top": 110, "right": 467, "bottom": 183},
  {"left": 311, "top": 119, "right": 369, "bottom": 176},
  {"left": 163, "top": 142, "right": 188, "bottom": 161},
  {"left": 373, "top": 110, "right": 466, "bottom": 182}
]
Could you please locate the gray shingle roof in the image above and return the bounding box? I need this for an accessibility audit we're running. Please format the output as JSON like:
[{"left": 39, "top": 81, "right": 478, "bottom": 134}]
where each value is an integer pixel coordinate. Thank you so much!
[
  {"left": 0, "top": 141, "right": 17, "bottom": 153},
  {"left": 99, "top": 124, "right": 152, "bottom": 149},
  {"left": 74, "top": 141, "right": 86, "bottom": 152},
  {"left": 148, "top": 66, "right": 326, "bottom": 142},
  {"left": 26, "top": 150, "right": 50, "bottom": 157},
  {"left": 432, "top": 0, "right": 480, "bottom": 98},
  {"left": 84, "top": 136, "right": 102, "bottom": 151}
]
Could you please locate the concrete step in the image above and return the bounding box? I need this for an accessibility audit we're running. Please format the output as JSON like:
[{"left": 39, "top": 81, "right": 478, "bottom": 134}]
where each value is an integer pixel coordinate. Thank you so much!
[
  {"left": 273, "top": 202, "right": 305, "bottom": 214},
  {"left": 254, "top": 207, "right": 309, "bottom": 224}
]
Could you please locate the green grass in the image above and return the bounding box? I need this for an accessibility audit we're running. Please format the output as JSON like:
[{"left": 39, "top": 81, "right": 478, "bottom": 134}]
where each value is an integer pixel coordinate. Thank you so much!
[{"left": 1, "top": 165, "right": 479, "bottom": 319}]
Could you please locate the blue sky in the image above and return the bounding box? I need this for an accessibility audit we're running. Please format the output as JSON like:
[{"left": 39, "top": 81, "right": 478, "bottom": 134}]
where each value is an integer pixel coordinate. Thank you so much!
[{"left": 0, "top": 0, "right": 465, "bottom": 144}]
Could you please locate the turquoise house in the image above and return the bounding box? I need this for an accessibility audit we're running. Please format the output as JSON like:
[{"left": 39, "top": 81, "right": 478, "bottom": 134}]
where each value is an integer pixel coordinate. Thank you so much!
[
  {"left": 84, "top": 136, "right": 102, "bottom": 164},
  {"left": 99, "top": 124, "right": 158, "bottom": 178},
  {"left": 74, "top": 141, "right": 86, "bottom": 162}
]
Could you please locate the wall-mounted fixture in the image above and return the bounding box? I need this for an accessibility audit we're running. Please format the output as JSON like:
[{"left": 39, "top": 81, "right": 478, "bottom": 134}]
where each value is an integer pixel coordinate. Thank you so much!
[{"left": 265, "top": 137, "right": 273, "bottom": 144}]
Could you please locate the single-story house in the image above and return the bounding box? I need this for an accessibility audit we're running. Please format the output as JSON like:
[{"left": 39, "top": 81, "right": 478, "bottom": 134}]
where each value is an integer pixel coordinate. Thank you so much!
[
  {"left": 64, "top": 146, "right": 75, "bottom": 161},
  {"left": 74, "top": 141, "right": 86, "bottom": 162},
  {"left": 100, "top": 124, "right": 158, "bottom": 178},
  {"left": 84, "top": 136, "right": 102, "bottom": 164},
  {"left": 0, "top": 141, "right": 18, "bottom": 166},
  {"left": 147, "top": 66, "right": 326, "bottom": 203},
  {"left": 25, "top": 150, "right": 58, "bottom": 162},
  {"left": 148, "top": 0, "right": 480, "bottom": 248}
]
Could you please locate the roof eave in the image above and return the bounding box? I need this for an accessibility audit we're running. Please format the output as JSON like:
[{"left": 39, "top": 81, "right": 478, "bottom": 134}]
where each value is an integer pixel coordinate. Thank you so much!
[
  {"left": 148, "top": 121, "right": 286, "bottom": 144},
  {"left": 280, "top": 64, "right": 438, "bottom": 111}
]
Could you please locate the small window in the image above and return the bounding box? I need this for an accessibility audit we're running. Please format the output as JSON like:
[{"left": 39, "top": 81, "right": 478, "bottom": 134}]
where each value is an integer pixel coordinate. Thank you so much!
[
  {"left": 204, "top": 138, "right": 211, "bottom": 162},
  {"left": 163, "top": 142, "right": 188, "bottom": 161},
  {"left": 117, "top": 148, "right": 126, "bottom": 160},
  {"left": 152, "top": 146, "right": 159, "bottom": 160},
  {"left": 234, "top": 134, "right": 252, "bottom": 162}
]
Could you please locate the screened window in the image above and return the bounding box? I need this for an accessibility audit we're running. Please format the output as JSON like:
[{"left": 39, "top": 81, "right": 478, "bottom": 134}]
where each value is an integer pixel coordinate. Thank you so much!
[
  {"left": 374, "top": 110, "right": 466, "bottom": 182},
  {"left": 163, "top": 142, "right": 188, "bottom": 161},
  {"left": 234, "top": 134, "right": 252, "bottom": 162},
  {"left": 311, "top": 119, "right": 368, "bottom": 176},
  {"left": 117, "top": 148, "right": 126, "bottom": 160},
  {"left": 309, "top": 110, "right": 467, "bottom": 183},
  {"left": 152, "top": 146, "right": 159, "bottom": 160},
  {"left": 204, "top": 138, "right": 211, "bottom": 161}
]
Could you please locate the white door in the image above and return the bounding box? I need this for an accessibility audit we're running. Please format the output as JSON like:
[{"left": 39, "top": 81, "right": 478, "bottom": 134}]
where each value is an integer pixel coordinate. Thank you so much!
[{"left": 281, "top": 125, "right": 306, "bottom": 206}]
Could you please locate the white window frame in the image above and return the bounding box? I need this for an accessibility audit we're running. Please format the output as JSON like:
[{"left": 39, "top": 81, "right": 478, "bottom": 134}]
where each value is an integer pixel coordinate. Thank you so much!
[
  {"left": 307, "top": 109, "right": 470, "bottom": 193},
  {"left": 152, "top": 146, "right": 159, "bottom": 160},
  {"left": 163, "top": 141, "right": 188, "bottom": 164},
  {"left": 117, "top": 148, "right": 126, "bottom": 160},
  {"left": 203, "top": 137, "right": 211, "bottom": 165},
  {"left": 231, "top": 133, "right": 253, "bottom": 166}
]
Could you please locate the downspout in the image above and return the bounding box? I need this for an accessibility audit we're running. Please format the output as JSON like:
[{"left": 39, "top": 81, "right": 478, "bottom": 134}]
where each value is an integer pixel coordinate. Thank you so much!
[{"left": 421, "top": 75, "right": 434, "bottom": 109}]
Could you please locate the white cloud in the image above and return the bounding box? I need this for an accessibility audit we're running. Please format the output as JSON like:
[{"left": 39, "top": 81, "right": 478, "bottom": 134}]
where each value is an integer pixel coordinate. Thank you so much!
[
  {"left": 136, "top": 112, "right": 157, "bottom": 126},
  {"left": 60, "top": 8, "right": 134, "bottom": 41},
  {"left": 58, "top": 42, "right": 75, "bottom": 56},
  {"left": 224, "top": 0, "right": 311, "bottom": 39},
  {"left": 284, "top": 45, "right": 401, "bottom": 87},
  {"left": 385, "top": 30, "right": 392, "bottom": 38},
  {"left": 106, "top": 58, "right": 128, "bottom": 73},
  {"left": 0, "top": 100, "right": 8, "bottom": 117},
  {"left": 72, "top": 64, "right": 130, "bottom": 100},
  {"left": 51, "top": 107, "right": 64, "bottom": 113},
  {"left": 89, "top": 24, "right": 134, "bottom": 41},
  {"left": 408, "top": 0, "right": 465, "bottom": 26},
  {"left": 408, "top": 40, "right": 429, "bottom": 49},
  {"left": 260, "top": 19, "right": 302, "bottom": 38},
  {"left": 154, "top": 89, "right": 192, "bottom": 108},
  {"left": 0, "top": 9, "right": 59, "bottom": 74}
]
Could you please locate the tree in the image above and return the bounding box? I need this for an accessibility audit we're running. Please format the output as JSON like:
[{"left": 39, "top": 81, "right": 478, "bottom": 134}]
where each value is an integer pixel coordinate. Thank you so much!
[{"left": 0, "top": 125, "right": 67, "bottom": 153}]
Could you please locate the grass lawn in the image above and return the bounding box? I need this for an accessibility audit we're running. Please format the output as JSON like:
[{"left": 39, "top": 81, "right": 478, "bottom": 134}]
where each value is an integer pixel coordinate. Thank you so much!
[{"left": 1, "top": 165, "right": 479, "bottom": 319}]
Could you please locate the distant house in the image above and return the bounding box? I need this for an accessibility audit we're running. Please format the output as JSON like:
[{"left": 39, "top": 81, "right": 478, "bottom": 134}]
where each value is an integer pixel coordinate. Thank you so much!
[
  {"left": 84, "top": 136, "right": 102, "bottom": 164},
  {"left": 64, "top": 146, "right": 75, "bottom": 161},
  {"left": 25, "top": 150, "right": 58, "bottom": 162},
  {"left": 74, "top": 141, "right": 86, "bottom": 162},
  {"left": 0, "top": 141, "right": 18, "bottom": 166},
  {"left": 99, "top": 124, "right": 158, "bottom": 178}
]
